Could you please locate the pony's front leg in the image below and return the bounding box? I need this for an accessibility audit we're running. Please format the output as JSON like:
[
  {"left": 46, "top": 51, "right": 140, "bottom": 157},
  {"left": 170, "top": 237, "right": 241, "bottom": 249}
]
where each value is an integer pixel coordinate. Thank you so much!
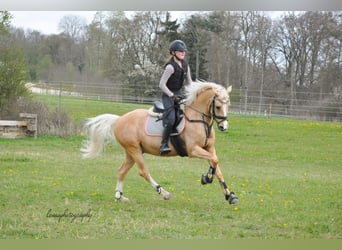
[
  {"left": 201, "top": 165, "right": 216, "bottom": 184},
  {"left": 190, "top": 145, "right": 238, "bottom": 204},
  {"left": 202, "top": 165, "right": 239, "bottom": 204},
  {"left": 189, "top": 145, "right": 218, "bottom": 185},
  {"left": 213, "top": 166, "right": 239, "bottom": 204}
]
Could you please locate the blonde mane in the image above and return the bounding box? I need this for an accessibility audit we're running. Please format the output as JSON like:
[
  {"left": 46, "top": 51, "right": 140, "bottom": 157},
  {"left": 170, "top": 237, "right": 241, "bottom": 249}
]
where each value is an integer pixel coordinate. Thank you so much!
[{"left": 184, "top": 81, "right": 228, "bottom": 105}]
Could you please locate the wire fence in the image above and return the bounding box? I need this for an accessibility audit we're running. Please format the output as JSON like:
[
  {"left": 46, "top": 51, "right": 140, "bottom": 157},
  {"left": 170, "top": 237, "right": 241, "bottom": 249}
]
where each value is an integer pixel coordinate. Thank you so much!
[{"left": 29, "top": 81, "right": 342, "bottom": 122}]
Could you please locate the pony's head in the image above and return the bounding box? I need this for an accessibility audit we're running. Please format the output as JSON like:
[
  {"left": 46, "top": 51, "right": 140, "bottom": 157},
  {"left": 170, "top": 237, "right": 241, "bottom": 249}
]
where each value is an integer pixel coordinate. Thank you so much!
[
  {"left": 212, "top": 84, "right": 232, "bottom": 131},
  {"left": 185, "top": 81, "right": 232, "bottom": 131}
]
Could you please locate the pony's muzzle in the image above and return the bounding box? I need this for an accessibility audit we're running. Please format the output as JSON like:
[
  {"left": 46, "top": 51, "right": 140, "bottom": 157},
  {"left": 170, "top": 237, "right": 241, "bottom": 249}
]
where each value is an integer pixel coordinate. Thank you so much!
[{"left": 218, "top": 120, "right": 228, "bottom": 131}]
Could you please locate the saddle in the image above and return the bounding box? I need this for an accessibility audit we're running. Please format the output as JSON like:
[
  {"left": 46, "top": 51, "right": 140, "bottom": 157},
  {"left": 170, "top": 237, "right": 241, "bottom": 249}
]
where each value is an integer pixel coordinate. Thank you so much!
[{"left": 145, "top": 100, "right": 188, "bottom": 157}]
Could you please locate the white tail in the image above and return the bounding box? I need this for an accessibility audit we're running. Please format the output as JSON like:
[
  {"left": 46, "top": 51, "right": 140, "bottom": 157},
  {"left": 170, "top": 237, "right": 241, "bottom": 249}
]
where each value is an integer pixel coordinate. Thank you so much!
[{"left": 81, "top": 114, "right": 120, "bottom": 158}]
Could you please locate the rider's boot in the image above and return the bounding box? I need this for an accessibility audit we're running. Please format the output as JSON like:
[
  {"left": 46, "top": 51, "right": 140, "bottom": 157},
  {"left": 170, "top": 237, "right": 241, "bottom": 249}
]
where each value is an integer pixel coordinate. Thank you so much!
[{"left": 160, "top": 125, "right": 172, "bottom": 155}]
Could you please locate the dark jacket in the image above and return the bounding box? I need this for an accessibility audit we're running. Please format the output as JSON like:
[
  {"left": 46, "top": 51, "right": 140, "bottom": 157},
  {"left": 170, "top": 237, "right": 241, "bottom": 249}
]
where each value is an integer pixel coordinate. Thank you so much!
[{"left": 165, "top": 58, "right": 189, "bottom": 92}]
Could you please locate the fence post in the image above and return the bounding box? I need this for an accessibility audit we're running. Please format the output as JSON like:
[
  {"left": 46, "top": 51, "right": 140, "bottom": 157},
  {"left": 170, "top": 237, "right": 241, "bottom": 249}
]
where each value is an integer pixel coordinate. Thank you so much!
[
  {"left": 244, "top": 87, "right": 248, "bottom": 114},
  {"left": 19, "top": 113, "right": 38, "bottom": 138}
]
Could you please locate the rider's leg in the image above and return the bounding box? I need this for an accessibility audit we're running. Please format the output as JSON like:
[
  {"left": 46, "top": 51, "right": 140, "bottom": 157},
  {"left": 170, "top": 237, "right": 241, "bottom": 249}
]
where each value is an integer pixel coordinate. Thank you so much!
[
  {"left": 160, "top": 94, "right": 175, "bottom": 155},
  {"left": 160, "top": 124, "right": 172, "bottom": 154}
]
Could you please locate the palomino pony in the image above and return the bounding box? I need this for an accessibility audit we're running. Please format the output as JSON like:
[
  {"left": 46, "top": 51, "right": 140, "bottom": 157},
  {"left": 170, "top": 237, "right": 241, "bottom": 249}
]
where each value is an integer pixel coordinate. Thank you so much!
[{"left": 81, "top": 81, "right": 238, "bottom": 205}]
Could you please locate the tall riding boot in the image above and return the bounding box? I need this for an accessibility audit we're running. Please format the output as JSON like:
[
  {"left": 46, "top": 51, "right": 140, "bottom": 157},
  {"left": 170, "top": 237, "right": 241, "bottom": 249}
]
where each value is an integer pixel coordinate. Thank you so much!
[{"left": 160, "top": 125, "right": 172, "bottom": 155}]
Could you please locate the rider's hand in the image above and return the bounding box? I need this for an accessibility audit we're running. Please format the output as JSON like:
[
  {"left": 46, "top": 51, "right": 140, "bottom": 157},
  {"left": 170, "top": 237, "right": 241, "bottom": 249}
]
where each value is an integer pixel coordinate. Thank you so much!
[{"left": 170, "top": 95, "right": 183, "bottom": 102}]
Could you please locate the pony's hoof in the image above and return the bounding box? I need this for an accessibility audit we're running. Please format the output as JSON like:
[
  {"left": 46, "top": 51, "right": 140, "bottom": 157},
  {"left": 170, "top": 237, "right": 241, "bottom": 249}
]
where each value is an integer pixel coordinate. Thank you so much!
[
  {"left": 115, "top": 196, "right": 129, "bottom": 202},
  {"left": 163, "top": 193, "right": 172, "bottom": 200},
  {"left": 201, "top": 174, "right": 213, "bottom": 185},
  {"left": 160, "top": 189, "right": 172, "bottom": 200},
  {"left": 226, "top": 192, "right": 239, "bottom": 205},
  {"left": 115, "top": 191, "right": 129, "bottom": 202}
]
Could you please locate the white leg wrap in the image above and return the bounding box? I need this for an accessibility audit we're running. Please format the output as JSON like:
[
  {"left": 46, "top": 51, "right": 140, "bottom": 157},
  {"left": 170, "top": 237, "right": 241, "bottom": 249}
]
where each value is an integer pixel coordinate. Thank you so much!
[
  {"left": 115, "top": 181, "right": 124, "bottom": 193},
  {"left": 115, "top": 181, "right": 129, "bottom": 202}
]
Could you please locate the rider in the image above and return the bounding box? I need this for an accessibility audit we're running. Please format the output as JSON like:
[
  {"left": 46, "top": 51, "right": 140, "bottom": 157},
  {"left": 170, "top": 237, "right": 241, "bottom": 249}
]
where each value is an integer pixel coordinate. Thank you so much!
[{"left": 159, "top": 39, "right": 193, "bottom": 155}]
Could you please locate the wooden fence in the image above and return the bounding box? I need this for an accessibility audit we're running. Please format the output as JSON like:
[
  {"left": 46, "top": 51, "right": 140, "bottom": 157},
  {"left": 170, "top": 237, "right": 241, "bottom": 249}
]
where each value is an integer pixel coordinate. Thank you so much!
[{"left": 0, "top": 113, "right": 37, "bottom": 139}]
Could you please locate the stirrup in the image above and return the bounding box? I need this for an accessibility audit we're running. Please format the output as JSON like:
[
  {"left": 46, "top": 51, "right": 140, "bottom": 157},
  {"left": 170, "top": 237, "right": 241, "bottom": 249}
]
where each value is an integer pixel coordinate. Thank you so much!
[{"left": 160, "top": 145, "right": 171, "bottom": 154}]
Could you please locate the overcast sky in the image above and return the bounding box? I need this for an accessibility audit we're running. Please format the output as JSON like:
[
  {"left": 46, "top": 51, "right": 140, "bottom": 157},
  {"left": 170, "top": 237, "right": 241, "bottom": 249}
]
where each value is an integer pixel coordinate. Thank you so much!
[
  {"left": 9, "top": 11, "right": 287, "bottom": 35},
  {"left": 10, "top": 11, "right": 104, "bottom": 34},
  {"left": 9, "top": 11, "right": 202, "bottom": 35}
]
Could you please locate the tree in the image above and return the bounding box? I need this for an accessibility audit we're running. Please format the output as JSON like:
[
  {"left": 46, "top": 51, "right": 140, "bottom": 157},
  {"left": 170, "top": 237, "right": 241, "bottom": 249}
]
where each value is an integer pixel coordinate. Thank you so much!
[
  {"left": 0, "top": 11, "right": 11, "bottom": 34},
  {"left": 0, "top": 11, "right": 28, "bottom": 118},
  {"left": 86, "top": 11, "right": 107, "bottom": 74},
  {"left": 253, "top": 13, "right": 272, "bottom": 113},
  {"left": 58, "top": 15, "right": 87, "bottom": 42},
  {"left": 182, "top": 14, "right": 210, "bottom": 80},
  {"left": 159, "top": 11, "right": 180, "bottom": 42},
  {"left": 205, "top": 11, "right": 225, "bottom": 83}
]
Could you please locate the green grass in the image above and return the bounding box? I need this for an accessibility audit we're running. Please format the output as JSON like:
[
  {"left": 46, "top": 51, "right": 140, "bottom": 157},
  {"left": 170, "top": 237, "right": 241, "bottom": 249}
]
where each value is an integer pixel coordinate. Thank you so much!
[
  {"left": 0, "top": 95, "right": 341, "bottom": 239},
  {"left": 33, "top": 95, "right": 150, "bottom": 126}
]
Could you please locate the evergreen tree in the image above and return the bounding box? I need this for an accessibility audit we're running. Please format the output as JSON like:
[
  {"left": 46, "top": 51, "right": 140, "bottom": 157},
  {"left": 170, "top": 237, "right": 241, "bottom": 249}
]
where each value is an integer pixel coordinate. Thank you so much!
[
  {"left": 159, "top": 12, "right": 180, "bottom": 42},
  {"left": 181, "top": 14, "right": 210, "bottom": 80},
  {"left": 0, "top": 11, "right": 28, "bottom": 118}
]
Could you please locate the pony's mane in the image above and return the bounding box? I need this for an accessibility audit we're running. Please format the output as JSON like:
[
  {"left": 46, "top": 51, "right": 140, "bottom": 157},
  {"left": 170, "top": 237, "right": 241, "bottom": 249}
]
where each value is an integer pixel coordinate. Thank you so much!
[{"left": 184, "top": 81, "right": 226, "bottom": 105}]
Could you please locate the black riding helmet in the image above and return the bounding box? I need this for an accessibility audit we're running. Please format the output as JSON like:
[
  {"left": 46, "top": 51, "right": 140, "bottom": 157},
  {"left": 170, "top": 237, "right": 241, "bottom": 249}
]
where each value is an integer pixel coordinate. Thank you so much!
[{"left": 169, "top": 40, "right": 187, "bottom": 54}]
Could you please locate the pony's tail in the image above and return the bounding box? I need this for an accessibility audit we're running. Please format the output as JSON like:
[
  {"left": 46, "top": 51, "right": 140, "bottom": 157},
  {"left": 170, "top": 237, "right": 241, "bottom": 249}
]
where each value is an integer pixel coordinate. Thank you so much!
[{"left": 81, "top": 114, "right": 120, "bottom": 159}]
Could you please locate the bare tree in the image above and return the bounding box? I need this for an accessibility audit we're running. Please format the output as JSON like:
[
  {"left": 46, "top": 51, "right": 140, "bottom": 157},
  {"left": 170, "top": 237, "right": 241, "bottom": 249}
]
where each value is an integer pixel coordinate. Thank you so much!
[
  {"left": 239, "top": 11, "right": 257, "bottom": 112},
  {"left": 254, "top": 13, "right": 272, "bottom": 113},
  {"left": 58, "top": 14, "right": 87, "bottom": 42}
]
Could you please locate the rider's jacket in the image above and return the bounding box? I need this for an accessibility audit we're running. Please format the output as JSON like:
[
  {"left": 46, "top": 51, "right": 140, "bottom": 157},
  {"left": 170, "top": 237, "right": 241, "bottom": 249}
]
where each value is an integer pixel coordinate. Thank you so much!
[{"left": 165, "top": 58, "right": 188, "bottom": 92}]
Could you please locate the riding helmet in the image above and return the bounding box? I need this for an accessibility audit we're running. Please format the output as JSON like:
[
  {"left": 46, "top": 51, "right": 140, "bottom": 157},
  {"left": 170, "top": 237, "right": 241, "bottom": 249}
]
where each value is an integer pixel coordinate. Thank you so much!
[{"left": 169, "top": 40, "right": 187, "bottom": 53}]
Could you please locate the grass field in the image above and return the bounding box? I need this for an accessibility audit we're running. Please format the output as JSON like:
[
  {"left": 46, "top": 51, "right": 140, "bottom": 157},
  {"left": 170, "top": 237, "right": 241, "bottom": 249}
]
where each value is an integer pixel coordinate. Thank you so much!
[{"left": 0, "top": 95, "right": 341, "bottom": 239}]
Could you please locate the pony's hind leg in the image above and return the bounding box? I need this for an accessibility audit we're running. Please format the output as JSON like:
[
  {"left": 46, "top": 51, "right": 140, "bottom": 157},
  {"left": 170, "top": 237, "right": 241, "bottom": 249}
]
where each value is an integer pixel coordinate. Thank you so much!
[
  {"left": 130, "top": 148, "right": 172, "bottom": 200},
  {"left": 115, "top": 152, "right": 135, "bottom": 202}
]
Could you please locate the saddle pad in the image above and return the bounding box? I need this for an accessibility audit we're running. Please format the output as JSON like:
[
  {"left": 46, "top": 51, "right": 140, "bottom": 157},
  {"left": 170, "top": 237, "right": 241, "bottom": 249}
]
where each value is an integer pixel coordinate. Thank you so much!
[{"left": 145, "top": 116, "right": 186, "bottom": 137}]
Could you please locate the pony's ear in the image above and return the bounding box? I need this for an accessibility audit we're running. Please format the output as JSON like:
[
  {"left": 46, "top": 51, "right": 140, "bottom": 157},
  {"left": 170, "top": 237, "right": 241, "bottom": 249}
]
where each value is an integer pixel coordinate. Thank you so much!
[{"left": 227, "top": 85, "right": 232, "bottom": 93}]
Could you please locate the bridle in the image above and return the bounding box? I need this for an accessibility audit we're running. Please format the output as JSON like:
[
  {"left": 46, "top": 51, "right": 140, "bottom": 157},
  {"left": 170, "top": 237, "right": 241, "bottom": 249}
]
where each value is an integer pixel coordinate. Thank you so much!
[
  {"left": 184, "top": 96, "right": 229, "bottom": 147},
  {"left": 211, "top": 96, "right": 229, "bottom": 124}
]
